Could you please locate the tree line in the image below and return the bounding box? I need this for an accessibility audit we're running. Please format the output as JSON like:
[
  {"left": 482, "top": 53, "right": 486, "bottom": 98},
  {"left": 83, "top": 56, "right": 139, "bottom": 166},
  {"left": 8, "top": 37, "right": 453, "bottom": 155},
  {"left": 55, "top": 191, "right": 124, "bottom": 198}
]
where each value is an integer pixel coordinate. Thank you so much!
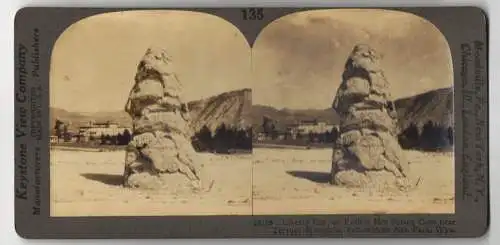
[
  {"left": 53, "top": 119, "right": 71, "bottom": 142},
  {"left": 256, "top": 116, "right": 453, "bottom": 151},
  {"left": 257, "top": 129, "right": 340, "bottom": 144},
  {"left": 398, "top": 120, "right": 453, "bottom": 151},
  {"left": 258, "top": 116, "right": 340, "bottom": 144},
  {"left": 53, "top": 119, "right": 134, "bottom": 145},
  {"left": 191, "top": 123, "right": 252, "bottom": 153},
  {"left": 99, "top": 129, "right": 132, "bottom": 145},
  {"left": 54, "top": 118, "right": 453, "bottom": 152}
]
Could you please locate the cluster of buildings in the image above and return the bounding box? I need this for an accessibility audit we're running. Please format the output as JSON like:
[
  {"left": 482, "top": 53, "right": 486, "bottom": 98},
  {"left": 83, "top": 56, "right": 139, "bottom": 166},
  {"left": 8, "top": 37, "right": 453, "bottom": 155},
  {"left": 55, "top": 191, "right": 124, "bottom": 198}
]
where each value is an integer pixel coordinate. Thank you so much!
[
  {"left": 50, "top": 120, "right": 132, "bottom": 144},
  {"left": 288, "top": 120, "right": 336, "bottom": 136},
  {"left": 255, "top": 119, "right": 338, "bottom": 141},
  {"left": 78, "top": 121, "right": 130, "bottom": 139}
]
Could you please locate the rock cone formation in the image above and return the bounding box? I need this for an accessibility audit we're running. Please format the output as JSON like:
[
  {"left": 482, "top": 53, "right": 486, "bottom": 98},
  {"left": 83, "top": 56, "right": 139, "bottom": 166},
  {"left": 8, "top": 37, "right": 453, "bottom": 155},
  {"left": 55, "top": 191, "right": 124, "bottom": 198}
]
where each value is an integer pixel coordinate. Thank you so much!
[
  {"left": 122, "top": 47, "right": 211, "bottom": 191},
  {"left": 331, "top": 44, "right": 418, "bottom": 190}
]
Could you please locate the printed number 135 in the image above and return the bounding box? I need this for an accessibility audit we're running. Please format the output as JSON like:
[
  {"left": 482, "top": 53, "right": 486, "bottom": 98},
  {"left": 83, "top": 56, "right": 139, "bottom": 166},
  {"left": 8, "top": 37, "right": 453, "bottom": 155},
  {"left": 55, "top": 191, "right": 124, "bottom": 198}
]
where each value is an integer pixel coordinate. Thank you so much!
[{"left": 242, "top": 8, "right": 264, "bottom": 20}]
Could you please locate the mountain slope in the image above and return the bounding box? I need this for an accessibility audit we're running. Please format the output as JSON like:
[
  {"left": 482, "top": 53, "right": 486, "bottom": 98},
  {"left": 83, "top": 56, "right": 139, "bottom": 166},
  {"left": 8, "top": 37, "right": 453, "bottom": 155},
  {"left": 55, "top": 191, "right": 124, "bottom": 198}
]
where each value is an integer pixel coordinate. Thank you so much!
[
  {"left": 51, "top": 88, "right": 252, "bottom": 134},
  {"left": 187, "top": 88, "right": 252, "bottom": 133},
  {"left": 250, "top": 87, "right": 452, "bottom": 133},
  {"left": 50, "top": 86, "right": 452, "bottom": 136},
  {"left": 394, "top": 87, "right": 453, "bottom": 130}
]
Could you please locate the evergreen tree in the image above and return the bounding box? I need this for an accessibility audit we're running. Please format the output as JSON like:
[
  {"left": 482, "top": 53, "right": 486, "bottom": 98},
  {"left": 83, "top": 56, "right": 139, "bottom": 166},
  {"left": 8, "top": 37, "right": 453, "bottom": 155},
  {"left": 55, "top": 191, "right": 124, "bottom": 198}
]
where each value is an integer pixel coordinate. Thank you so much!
[
  {"left": 111, "top": 135, "right": 118, "bottom": 145},
  {"left": 262, "top": 116, "right": 272, "bottom": 138},
  {"left": 308, "top": 131, "right": 314, "bottom": 143},
  {"left": 270, "top": 124, "right": 278, "bottom": 140},
  {"left": 434, "top": 123, "right": 451, "bottom": 149},
  {"left": 319, "top": 132, "right": 326, "bottom": 143},
  {"left": 235, "top": 128, "right": 244, "bottom": 149},
  {"left": 448, "top": 126, "right": 454, "bottom": 145},
  {"left": 122, "top": 129, "right": 132, "bottom": 145},
  {"left": 117, "top": 133, "right": 123, "bottom": 145},
  {"left": 54, "top": 119, "right": 65, "bottom": 141},
  {"left": 62, "top": 124, "right": 71, "bottom": 142},
  {"left": 421, "top": 120, "right": 433, "bottom": 149},
  {"left": 104, "top": 135, "right": 108, "bottom": 145},
  {"left": 262, "top": 116, "right": 279, "bottom": 140},
  {"left": 331, "top": 127, "right": 339, "bottom": 143},
  {"left": 399, "top": 122, "right": 420, "bottom": 149},
  {"left": 324, "top": 130, "right": 332, "bottom": 143},
  {"left": 194, "top": 125, "right": 213, "bottom": 151},
  {"left": 296, "top": 132, "right": 303, "bottom": 140},
  {"left": 244, "top": 127, "right": 253, "bottom": 149},
  {"left": 421, "top": 120, "right": 445, "bottom": 150},
  {"left": 230, "top": 126, "right": 238, "bottom": 148},
  {"left": 214, "top": 123, "right": 229, "bottom": 154}
]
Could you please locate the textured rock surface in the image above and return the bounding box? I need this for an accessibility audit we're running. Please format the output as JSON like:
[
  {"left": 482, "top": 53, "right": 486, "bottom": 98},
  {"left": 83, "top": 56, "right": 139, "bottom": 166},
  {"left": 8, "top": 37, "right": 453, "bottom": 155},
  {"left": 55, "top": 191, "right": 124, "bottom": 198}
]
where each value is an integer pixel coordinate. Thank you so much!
[
  {"left": 188, "top": 88, "right": 252, "bottom": 134},
  {"left": 123, "top": 47, "right": 211, "bottom": 191},
  {"left": 331, "top": 44, "right": 417, "bottom": 190}
]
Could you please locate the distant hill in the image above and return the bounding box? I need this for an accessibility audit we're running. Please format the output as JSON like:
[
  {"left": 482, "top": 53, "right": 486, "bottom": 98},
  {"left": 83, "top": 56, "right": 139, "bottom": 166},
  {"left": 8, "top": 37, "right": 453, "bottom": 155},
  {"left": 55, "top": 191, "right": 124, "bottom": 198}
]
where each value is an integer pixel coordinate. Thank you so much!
[
  {"left": 50, "top": 88, "right": 252, "bottom": 134},
  {"left": 49, "top": 108, "right": 130, "bottom": 133},
  {"left": 50, "top": 107, "right": 126, "bottom": 132},
  {"left": 394, "top": 87, "right": 453, "bottom": 130},
  {"left": 251, "top": 105, "right": 339, "bottom": 132},
  {"left": 187, "top": 88, "right": 252, "bottom": 133},
  {"left": 50, "top": 108, "right": 88, "bottom": 129},
  {"left": 51, "top": 86, "right": 452, "bottom": 136},
  {"left": 251, "top": 87, "right": 453, "bottom": 133}
]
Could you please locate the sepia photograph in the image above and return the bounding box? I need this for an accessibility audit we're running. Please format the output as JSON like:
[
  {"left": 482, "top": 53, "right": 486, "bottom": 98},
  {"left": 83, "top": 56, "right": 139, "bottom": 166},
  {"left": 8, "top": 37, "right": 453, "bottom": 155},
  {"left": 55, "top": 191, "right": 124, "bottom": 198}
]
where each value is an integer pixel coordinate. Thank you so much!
[
  {"left": 49, "top": 8, "right": 455, "bottom": 218},
  {"left": 13, "top": 4, "right": 490, "bottom": 239},
  {"left": 49, "top": 10, "right": 253, "bottom": 216},
  {"left": 251, "top": 9, "right": 454, "bottom": 215}
]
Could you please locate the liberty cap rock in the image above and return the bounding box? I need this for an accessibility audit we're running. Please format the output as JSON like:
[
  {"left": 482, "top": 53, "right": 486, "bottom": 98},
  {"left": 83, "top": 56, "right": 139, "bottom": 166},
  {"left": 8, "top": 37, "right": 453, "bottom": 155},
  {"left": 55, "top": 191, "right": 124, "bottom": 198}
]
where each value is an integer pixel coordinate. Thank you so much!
[
  {"left": 331, "top": 44, "right": 418, "bottom": 191},
  {"left": 123, "top": 47, "right": 211, "bottom": 191}
]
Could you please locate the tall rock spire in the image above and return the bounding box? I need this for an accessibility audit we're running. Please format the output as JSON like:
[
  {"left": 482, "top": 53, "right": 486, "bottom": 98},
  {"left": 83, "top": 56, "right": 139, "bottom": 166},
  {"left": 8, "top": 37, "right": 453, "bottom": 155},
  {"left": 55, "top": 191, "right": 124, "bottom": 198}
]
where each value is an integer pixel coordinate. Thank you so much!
[
  {"left": 331, "top": 44, "right": 418, "bottom": 191},
  {"left": 122, "top": 47, "right": 211, "bottom": 191}
]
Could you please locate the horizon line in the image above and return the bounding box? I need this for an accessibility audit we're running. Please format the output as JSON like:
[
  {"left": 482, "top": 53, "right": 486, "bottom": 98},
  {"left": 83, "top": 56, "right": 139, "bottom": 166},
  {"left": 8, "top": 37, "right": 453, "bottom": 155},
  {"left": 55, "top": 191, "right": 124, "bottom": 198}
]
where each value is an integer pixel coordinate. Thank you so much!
[{"left": 50, "top": 86, "right": 451, "bottom": 114}]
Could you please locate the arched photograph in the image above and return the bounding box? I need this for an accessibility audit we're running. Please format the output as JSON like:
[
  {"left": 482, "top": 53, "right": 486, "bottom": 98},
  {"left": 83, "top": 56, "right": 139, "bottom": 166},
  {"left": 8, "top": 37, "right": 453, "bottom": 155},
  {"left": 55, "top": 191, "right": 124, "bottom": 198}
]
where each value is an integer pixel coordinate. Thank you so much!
[
  {"left": 49, "top": 8, "right": 455, "bottom": 217},
  {"left": 49, "top": 10, "right": 253, "bottom": 217},
  {"left": 251, "top": 9, "right": 454, "bottom": 215}
]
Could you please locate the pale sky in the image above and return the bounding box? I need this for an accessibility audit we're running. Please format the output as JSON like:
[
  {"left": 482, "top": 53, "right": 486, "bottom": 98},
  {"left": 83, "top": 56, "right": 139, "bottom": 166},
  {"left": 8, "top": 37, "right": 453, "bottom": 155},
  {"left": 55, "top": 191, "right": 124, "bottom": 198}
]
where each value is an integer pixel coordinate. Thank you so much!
[
  {"left": 252, "top": 9, "right": 453, "bottom": 109},
  {"left": 50, "top": 10, "right": 251, "bottom": 112},
  {"left": 51, "top": 9, "right": 453, "bottom": 112}
]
